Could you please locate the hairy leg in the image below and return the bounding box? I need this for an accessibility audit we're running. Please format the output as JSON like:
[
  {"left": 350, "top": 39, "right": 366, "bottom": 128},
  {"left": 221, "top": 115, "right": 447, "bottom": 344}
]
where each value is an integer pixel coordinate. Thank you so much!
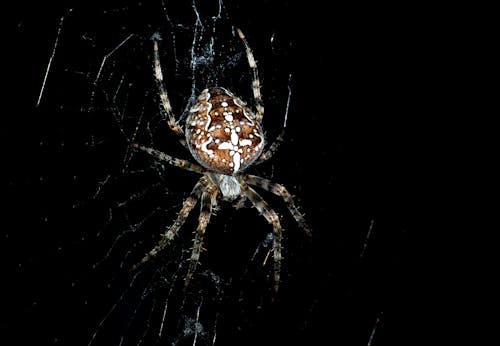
[
  {"left": 255, "top": 74, "right": 292, "bottom": 164},
  {"left": 130, "top": 177, "right": 208, "bottom": 272},
  {"left": 241, "top": 181, "right": 283, "bottom": 293},
  {"left": 132, "top": 144, "right": 205, "bottom": 174},
  {"left": 185, "top": 184, "right": 218, "bottom": 289},
  {"left": 245, "top": 174, "right": 312, "bottom": 236},
  {"left": 254, "top": 129, "right": 285, "bottom": 164},
  {"left": 236, "top": 28, "right": 264, "bottom": 122},
  {"left": 152, "top": 34, "right": 186, "bottom": 146}
]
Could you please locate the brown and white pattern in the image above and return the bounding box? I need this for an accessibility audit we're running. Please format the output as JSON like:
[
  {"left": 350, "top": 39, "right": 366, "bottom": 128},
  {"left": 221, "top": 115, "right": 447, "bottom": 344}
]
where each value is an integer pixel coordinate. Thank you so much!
[
  {"left": 132, "top": 28, "right": 311, "bottom": 293},
  {"left": 186, "top": 87, "right": 264, "bottom": 174}
]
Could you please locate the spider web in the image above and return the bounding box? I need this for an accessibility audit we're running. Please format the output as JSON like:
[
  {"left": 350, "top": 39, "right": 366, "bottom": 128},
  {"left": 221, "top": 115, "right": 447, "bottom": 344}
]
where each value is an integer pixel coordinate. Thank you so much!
[{"left": 5, "top": 1, "right": 421, "bottom": 345}]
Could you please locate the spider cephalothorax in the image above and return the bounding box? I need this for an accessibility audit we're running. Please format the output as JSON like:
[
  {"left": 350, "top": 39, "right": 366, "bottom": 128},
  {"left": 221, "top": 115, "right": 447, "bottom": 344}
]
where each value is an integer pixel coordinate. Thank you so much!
[{"left": 132, "top": 29, "right": 311, "bottom": 292}]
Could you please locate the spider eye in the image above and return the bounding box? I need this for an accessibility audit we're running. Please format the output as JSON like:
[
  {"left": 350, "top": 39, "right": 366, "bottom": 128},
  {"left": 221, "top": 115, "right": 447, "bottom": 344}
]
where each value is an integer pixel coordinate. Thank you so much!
[{"left": 186, "top": 87, "right": 265, "bottom": 174}]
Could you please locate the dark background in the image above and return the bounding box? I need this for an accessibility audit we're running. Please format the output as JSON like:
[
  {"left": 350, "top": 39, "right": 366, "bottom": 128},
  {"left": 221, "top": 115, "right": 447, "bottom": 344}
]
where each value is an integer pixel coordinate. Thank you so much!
[{"left": 4, "top": 1, "right": 439, "bottom": 345}]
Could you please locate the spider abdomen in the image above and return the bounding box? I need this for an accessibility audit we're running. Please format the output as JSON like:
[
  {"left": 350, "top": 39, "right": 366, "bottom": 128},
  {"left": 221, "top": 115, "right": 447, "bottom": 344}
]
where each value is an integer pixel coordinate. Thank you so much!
[{"left": 186, "top": 87, "right": 265, "bottom": 174}]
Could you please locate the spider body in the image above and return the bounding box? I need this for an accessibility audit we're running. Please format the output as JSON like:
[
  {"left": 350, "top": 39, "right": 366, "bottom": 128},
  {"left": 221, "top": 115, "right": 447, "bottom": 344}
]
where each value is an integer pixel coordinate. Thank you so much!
[
  {"left": 132, "top": 29, "right": 311, "bottom": 293},
  {"left": 186, "top": 87, "right": 265, "bottom": 176}
]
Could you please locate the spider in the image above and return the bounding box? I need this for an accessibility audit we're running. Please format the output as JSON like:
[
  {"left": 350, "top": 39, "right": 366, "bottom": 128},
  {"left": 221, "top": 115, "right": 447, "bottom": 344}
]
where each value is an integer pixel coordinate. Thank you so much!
[{"left": 131, "top": 28, "right": 311, "bottom": 292}]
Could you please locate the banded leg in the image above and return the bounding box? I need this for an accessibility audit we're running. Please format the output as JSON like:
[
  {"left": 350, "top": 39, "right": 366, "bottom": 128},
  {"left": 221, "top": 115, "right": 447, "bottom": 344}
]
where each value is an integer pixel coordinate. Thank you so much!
[
  {"left": 255, "top": 129, "right": 285, "bottom": 164},
  {"left": 237, "top": 28, "right": 264, "bottom": 122},
  {"left": 132, "top": 144, "right": 206, "bottom": 174},
  {"left": 185, "top": 185, "right": 218, "bottom": 289},
  {"left": 255, "top": 73, "right": 292, "bottom": 164},
  {"left": 241, "top": 182, "right": 283, "bottom": 292},
  {"left": 245, "top": 175, "right": 312, "bottom": 236},
  {"left": 152, "top": 35, "right": 186, "bottom": 145},
  {"left": 131, "top": 177, "right": 208, "bottom": 272}
]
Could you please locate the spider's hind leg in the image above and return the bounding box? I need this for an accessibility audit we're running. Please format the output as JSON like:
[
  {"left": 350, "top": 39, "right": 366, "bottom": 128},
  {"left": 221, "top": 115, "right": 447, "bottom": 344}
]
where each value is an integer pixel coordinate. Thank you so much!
[
  {"left": 255, "top": 74, "right": 293, "bottom": 165},
  {"left": 152, "top": 34, "right": 186, "bottom": 147},
  {"left": 255, "top": 129, "right": 285, "bottom": 164},
  {"left": 237, "top": 28, "right": 264, "bottom": 122}
]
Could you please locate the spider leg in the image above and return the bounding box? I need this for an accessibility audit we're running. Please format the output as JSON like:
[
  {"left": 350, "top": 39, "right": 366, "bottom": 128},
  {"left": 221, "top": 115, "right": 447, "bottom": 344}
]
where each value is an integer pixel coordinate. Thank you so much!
[
  {"left": 236, "top": 28, "right": 264, "bottom": 122},
  {"left": 255, "top": 74, "right": 292, "bottom": 164},
  {"left": 241, "top": 181, "right": 283, "bottom": 293},
  {"left": 255, "top": 129, "right": 285, "bottom": 164},
  {"left": 152, "top": 35, "right": 186, "bottom": 147},
  {"left": 245, "top": 174, "right": 312, "bottom": 236},
  {"left": 132, "top": 144, "right": 205, "bottom": 174},
  {"left": 232, "top": 195, "right": 248, "bottom": 210},
  {"left": 130, "top": 177, "right": 208, "bottom": 272},
  {"left": 185, "top": 184, "right": 218, "bottom": 289}
]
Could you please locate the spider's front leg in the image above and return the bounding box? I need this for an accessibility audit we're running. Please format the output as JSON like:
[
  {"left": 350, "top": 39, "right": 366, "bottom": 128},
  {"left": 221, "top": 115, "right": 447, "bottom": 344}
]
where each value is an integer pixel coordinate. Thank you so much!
[
  {"left": 185, "top": 184, "right": 218, "bottom": 289},
  {"left": 240, "top": 181, "right": 283, "bottom": 293},
  {"left": 130, "top": 177, "right": 207, "bottom": 272},
  {"left": 245, "top": 174, "right": 312, "bottom": 236}
]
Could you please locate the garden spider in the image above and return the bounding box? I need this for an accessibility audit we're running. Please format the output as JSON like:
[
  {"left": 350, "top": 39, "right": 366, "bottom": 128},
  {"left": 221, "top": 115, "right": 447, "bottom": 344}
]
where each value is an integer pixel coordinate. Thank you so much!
[{"left": 132, "top": 28, "right": 311, "bottom": 292}]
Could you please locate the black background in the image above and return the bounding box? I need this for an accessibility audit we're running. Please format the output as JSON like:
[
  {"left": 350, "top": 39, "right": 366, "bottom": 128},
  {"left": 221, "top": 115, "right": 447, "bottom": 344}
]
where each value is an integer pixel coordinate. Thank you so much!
[{"left": 4, "top": 1, "right": 439, "bottom": 345}]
